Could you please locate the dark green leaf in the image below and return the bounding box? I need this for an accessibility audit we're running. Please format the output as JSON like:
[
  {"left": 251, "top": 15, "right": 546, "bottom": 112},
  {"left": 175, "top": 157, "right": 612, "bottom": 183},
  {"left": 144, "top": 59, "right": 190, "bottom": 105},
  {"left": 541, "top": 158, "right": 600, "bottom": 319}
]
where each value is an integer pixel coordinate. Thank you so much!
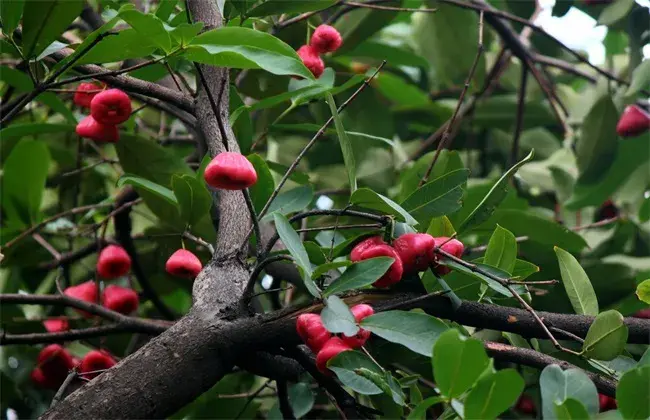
[
  {"left": 321, "top": 295, "right": 358, "bottom": 336},
  {"left": 459, "top": 150, "right": 534, "bottom": 232},
  {"left": 351, "top": 188, "right": 416, "bottom": 225},
  {"left": 625, "top": 59, "right": 650, "bottom": 97},
  {"left": 398, "top": 150, "right": 464, "bottom": 202},
  {"left": 484, "top": 224, "right": 517, "bottom": 274},
  {"left": 155, "top": 0, "right": 178, "bottom": 21},
  {"left": 407, "top": 397, "right": 446, "bottom": 420},
  {"left": 444, "top": 260, "right": 526, "bottom": 297},
  {"left": 246, "top": 0, "right": 337, "bottom": 17},
  {"left": 334, "top": 1, "right": 400, "bottom": 55},
  {"left": 230, "top": 86, "right": 253, "bottom": 153},
  {"left": 329, "top": 350, "right": 383, "bottom": 395},
  {"left": 288, "top": 383, "right": 314, "bottom": 418},
  {"left": 118, "top": 175, "right": 178, "bottom": 206},
  {"left": 555, "top": 246, "right": 599, "bottom": 316},
  {"left": 313, "top": 260, "right": 352, "bottom": 280},
  {"left": 401, "top": 169, "right": 469, "bottom": 226},
  {"left": 540, "top": 365, "right": 599, "bottom": 419},
  {"left": 582, "top": 310, "right": 628, "bottom": 361},
  {"left": 266, "top": 161, "right": 310, "bottom": 185},
  {"left": 247, "top": 154, "right": 274, "bottom": 213},
  {"left": 171, "top": 174, "right": 212, "bottom": 227},
  {"left": 262, "top": 185, "right": 313, "bottom": 221},
  {"left": 554, "top": 398, "right": 591, "bottom": 419},
  {"left": 361, "top": 310, "right": 448, "bottom": 357},
  {"left": 273, "top": 213, "right": 311, "bottom": 276},
  {"left": 76, "top": 28, "right": 157, "bottom": 65},
  {"left": 433, "top": 329, "right": 489, "bottom": 399},
  {"left": 598, "top": 0, "right": 635, "bottom": 26},
  {"left": 169, "top": 22, "right": 203, "bottom": 47},
  {"left": 0, "top": 123, "right": 75, "bottom": 141},
  {"left": 326, "top": 92, "right": 357, "bottom": 193},
  {"left": 617, "top": 366, "right": 650, "bottom": 419},
  {"left": 347, "top": 41, "right": 429, "bottom": 69},
  {"left": 22, "top": 0, "right": 83, "bottom": 58},
  {"left": 0, "top": 0, "right": 24, "bottom": 34},
  {"left": 120, "top": 9, "right": 172, "bottom": 53},
  {"left": 576, "top": 93, "right": 618, "bottom": 183},
  {"left": 465, "top": 369, "right": 524, "bottom": 419},
  {"left": 323, "top": 257, "right": 394, "bottom": 297},
  {"left": 426, "top": 216, "right": 456, "bottom": 237}
]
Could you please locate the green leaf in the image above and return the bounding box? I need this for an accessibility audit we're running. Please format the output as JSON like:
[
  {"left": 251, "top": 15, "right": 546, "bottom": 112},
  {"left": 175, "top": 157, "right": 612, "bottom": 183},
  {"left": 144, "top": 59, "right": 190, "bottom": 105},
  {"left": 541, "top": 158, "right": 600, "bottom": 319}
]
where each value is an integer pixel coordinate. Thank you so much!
[
  {"left": 22, "top": 0, "right": 83, "bottom": 58},
  {"left": 247, "top": 154, "right": 274, "bottom": 213},
  {"left": 230, "top": 86, "right": 253, "bottom": 153},
  {"left": 155, "top": 0, "right": 177, "bottom": 21},
  {"left": 171, "top": 174, "right": 212, "bottom": 227},
  {"left": 323, "top": 257, "right": 394, "bottom": 297},
  {"left": 246, "top": 0, "right": 337, "bottom": 17},
  {"left": 401, "top": 169, "right": 469, "bottom": 226},
  {"left": 582, "top": 310, "right": 629, "bottom": 361},
  {"left": 636, "top": 279, "right": 650, "bottom": 304},
  {"left": 398, "top": 150, "right": 464, "bottom": 202},
  {"left": 576, "top": 93, "right": 619, "bottom": 183},
  {"left": 185, "top": 27, "right": 313, "bottom": 79},
  {"left": 555, "top": 247, "right": 599, "bottom": 316},
  {"left": 266, "top": 161, "right": 310, "bottom": 185},
  {"left": 169, "top": 22, "right": 203, "bottom": 47},
  {"left": 321, "top": 295, "right": 358, "bottom": 336},
  {"left": 329, "top": 350, "right": 383, "bottom": 395},
  {"left": 350, "top": 188, "right": 416, "bottom": 225},
  {"left": 76, "top": 28, "right": 157, "bottom": 64},
  {"left": 407, "top": 397, "right": 446, "bottom": 420},
  {"left": 361, "top": 311, "right": 448, "bottom": 357},
  {"left": 0, "top": 0, "right": 24, "bottom": 34},
  {"left": 598, "top": 0, "right": 635, "bottom": 26},
  {"left": 0, "top": 123, "right": 75, "bottom": 142},
  {"left": 326, "top": 92, "right": 357, "bottom": 193},
  {"left": 554, "top": 398, "right": 591, "bottom": 419},
  {"left": 512, "top": 259, "right": 540, "bottom": 280},
  {"left": 639, "top": 197, "right": 650, "bottom": 223},
  {"left": 625, "top": 59, "right": 650, "bottom": 97},
  {"left": 312, "top": 261, "right": 352, "bottom": 280},
  {"left": 118, "top": 175, "right": 178, "bottom": 206},
  {"left": 262, "top": 186, "right": 313, "bottom": 221},
  {"left": 433, "top": 329, "right": 490, "bottom": 399},
  {"left": 1, "top": 140, "right": 50, "bottom": 226},
  {"left": 444, "top": 260, "right": 526, "bottom": 297},
  {"left": 348, "top": 41, "right": 430, "bottom": 69},
  {"left": 464, "top": 369, "right": 524, "bottom": 419},
  {"left": 288, "top": 383, "right": 314, "bottom": 418},
  {"left": 120, "top": 9, "right": 172, "bottom": 53},
  {"left": 540, "top": 365, "right": 599, "bottom": 419},
  {"left": 426, "top": 216, "right": 456, "bottom": 237},
  {"left": 617, "top": 366, "right": 650, "bottom": 419},
  {"left": 484, "top": 224, "right": 517, "bottom": 274},
  {"left": 459, "top": 150, "right": 535, "bottom": 232},
  {"left": 334, "top": 1, "right": 400, "bottom": 55}
]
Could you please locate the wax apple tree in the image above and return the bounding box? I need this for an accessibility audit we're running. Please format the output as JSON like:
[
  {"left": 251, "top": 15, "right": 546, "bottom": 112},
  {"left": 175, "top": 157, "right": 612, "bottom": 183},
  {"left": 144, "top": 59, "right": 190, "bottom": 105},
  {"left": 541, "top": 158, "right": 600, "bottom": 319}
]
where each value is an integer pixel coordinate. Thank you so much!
[{"left": 0, "top": 0, "right": 649, "bottom": 419}]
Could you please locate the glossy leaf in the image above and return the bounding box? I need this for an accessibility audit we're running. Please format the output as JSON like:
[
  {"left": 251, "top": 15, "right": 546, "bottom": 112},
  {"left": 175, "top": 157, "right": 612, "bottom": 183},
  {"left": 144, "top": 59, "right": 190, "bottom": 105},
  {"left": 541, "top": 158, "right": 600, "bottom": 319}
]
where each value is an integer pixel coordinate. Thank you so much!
[
  {"left": 555, "top": 247, "right": 599, "bottom": 316},
  {"left": 426, "top": 216, "right": 456, "bottom": 237},
  {"left": 288, "top": 383, "right": 314, "bottom": 418},
  {"left": 636, "top": 279, "right": 650, "bottom": 304},
  {"left": 323, "top": 257, "right": 394, "bottom": 297},
  {"left": 321, "top": 295, "right": 358, "bottom": 336},
  {"left": 76, "top": 28, "right": 157, "bottom": 64},
  {"left": 617, "top": 366, "right": 650, "bottom": 420},
  {"left": 0, "top": 0, "right": 24, "bottom": 34},
  {"left": 433, "top": 329, "right": 489, "bottom": 399},
  {"left": 361, "top": 311, "right": 448, "bottom": 357},
  {"left": 401, "top": 169, "right": 469, "bottom": 226},
  {"left": 444, "top": 260, "right": 526, "bottom": 297},
  {"left": 22, "top": 0, "right": 83, "bottom": 58},
  {"left": 118, "top": 175, "right": 178, "bottom": 206},
  {"left": 334, "top": 2, "right": 400, "bottom": 55},
  {"left": 407, "top": 397, "right": 446, "bottom": 420},
  {"left": 539, "top": 365, "right": 599, "bottom": 419},
  {"left": 247, "top": 154, "right": 274, "bottom": 213},
  {"left": 171, "top": 174, "right": 212, "bottom": 227},
  {"left": 483, "top": 224, "right": 517, "bottom": 274},
  {"left": 350, "top": 188, "right": 416, "bottom": 225},
  {"left": 459, "top": 150, "right": 534, "bottom": 232},
  {"left": 329, "top": 350, "right": 383, "bottom": 395},
  {"left": 582, "top": 310, "right": 628, "bottom": 361},
  {"left": 326, "top": 92, "right": 357, "bottom": 193},
  {"left": 262, "top": 186, "right": 313, "bottom": 221},
  {"left": 464, "top": 369, "right": 524, "bottom": 419},
  {"left": 554, "top": 398, "right": 591, "bottom": 419},
  {"left": 576, "top": 93, "right": 618, "bottom": 183},
  {"left": 120, "top": 9, "right": 172, "bottom": 53}
]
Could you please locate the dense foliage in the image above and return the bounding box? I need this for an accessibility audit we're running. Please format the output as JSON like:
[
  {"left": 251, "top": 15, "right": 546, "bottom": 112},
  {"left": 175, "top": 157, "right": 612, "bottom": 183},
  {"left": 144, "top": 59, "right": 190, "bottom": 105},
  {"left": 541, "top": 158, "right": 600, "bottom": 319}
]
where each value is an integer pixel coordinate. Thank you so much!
[{"left": 1, "top": 0, "right": 649, "bottom": 419}]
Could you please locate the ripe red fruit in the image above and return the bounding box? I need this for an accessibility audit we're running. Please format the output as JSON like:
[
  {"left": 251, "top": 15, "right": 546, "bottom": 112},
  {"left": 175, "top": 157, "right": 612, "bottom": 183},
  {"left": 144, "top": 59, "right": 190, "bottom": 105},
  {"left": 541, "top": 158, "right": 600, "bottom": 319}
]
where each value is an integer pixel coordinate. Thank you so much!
[
  {"left": 350, "top": 236, "right": 386, "bottom": 261},
  {"left": 90, "top": 88, "right": 132, "bottom": 125},
  {"left": 75, "top": 115, "right": 119, "bottom": 143},
  {"left": 633, "top": 308, "right": 650, "bottom": 319},
  {"left": 73, "top": 82, "right": 103, "bottom": 108},
  {"left": 31, "top": 367, "right": 60, "bottom": 389},
  {"left": 310, "top": 25, "right": 343, "bottom": 54},
  {"left": 296, "top": 45, "right": 325, "bottom": 78},
  {"left": 616, "top": 105, "right": 650, "bottom": 137},
  {"left": 431, "top": 237, "right": 464, "bottom": 276},
  {"left": 43, "top": 318, "right": 69, "bottom": 333},
  {"left": 37, "top": 344, "right": 75, "bottom": 381},
  {"left": 351, "top": 244, "right": 403, "bottom": 288},
  {"left": 341, "top": 304, "right": 374, "bottom": 348},
  {"left": 204, "top": 152, "right": 258, "bottom": 190},
  {"left": 97, "top": 245, "right": 132, "bottom": 279},
  {"left": 515, "top": 395, "right": 536, "bottom": 415},
  {"left": 599, "top": 394, "right": 617, "bottom": 411},
  {"left": 64, "top": 281, "right": 99, "bottom": 318},
  {"left": 316, "top": 337, "right": 352, "bottom": 374},
  {"left": 102, "top": 285, "right": 139, "bottom": 315},
  {"left": 296, "top": 313, "right": 331, "bottom": 352},
  {"left": 79, "top": 350, "right": 116, "bottom": 379},
  {"left": 393, "top": 233, "right": 436, "bottom": 273},
  {"left": 165, "top": 249, "right": 203, "bottom": 279}
]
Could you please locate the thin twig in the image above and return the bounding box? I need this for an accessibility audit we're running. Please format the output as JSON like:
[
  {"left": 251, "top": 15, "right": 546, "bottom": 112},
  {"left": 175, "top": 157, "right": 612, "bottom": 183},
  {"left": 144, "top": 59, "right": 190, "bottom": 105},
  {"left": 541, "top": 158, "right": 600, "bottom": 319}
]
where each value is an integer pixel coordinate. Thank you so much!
[
  {"left": 243, "top": 254, "right": 295, "bottom": 300},
  {"left": 233, "top": 380, "right": 273, "bottom": 420},
  {"left": 296, "top": 223, "right": 383, "bottom": 234},
  {"left": 242, "top": 189, "right": 262, "bottom": 258},
  {"left": 510, "top": 64, "right": 528, "bottom": 166},
  {"left": 50, "top": 368, "right": 77, "bottom": 408}
]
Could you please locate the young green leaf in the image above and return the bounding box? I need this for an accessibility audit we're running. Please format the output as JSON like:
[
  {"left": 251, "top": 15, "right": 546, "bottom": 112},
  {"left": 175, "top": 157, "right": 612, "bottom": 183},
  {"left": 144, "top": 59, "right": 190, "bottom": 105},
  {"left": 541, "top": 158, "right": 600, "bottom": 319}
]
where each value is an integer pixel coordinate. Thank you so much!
[
  {"left": 582, "top": 310, "right": 629, "bottom": 361},
  {"left": 554, "top": 398, "right": 591, "bottom": 419},
  {"left": 321, "top": 296, "right": 358, "bottom": 336},
  {"left": 326, "top": 92, "right": 357, "bottom": 193},
  {"left": 426, "top": 216, "right": 456, "bottom": 237},
  {"left": 328, "top": 350, "right": 383, "bottom": 395},
  {"left": 483, "top": 224, "right": 517, "bottom": 274},
  {"left": 120, "top": 9, "right": 172, "bottom": 53},
  {"left": 539, "top": 365, "right": 599, "bottom": 419},
  {"left": 262, "top": 186, "right": 313, "bottom": 222},
  {"left": 361, "top": 311, "right": 448, "bottom": 357},
  {"left": 118, "top": 175, "right": 178, "bottom": 206},
  {"left": 350, "top": 188, "right": 416, "bottom": 225},
  {"left": 323, "top": 257, "right": 394, "bottom": 297},
  {"left": 617, "top": 366, "right": 650, "bottom": 420},
  {"left": 635, "top": 279, "right": 650, "bottom": 304},
  {"left": 555, "top": 247, "right": 599, "bottom": 316},
  {"left": 464, "top": 369, "right": 524, "bottom": 419}
]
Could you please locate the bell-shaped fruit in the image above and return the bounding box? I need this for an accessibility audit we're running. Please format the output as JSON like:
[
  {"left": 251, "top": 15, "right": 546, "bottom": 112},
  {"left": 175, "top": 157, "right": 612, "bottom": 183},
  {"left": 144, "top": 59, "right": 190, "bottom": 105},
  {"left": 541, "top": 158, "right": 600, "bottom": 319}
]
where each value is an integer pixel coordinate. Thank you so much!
[
  {"left": 165, "top": 249, "right": 203, "bottom": 279},
  {"left": 38, "top": 344, "right": 75, "bottom": 381},
  {"left": 64, "top": 281, "right": 99, "bottom": 318},
  {"left": 76, "top": 115, "right": 119, "bottom": 143},
  {"left": 90, "top": 88, "right": 132, "bottom": 125},
  {"left": 73, "top": 82, "right": 103, "bottom": 108},
  {"left": 393, "top": 233, "right": 436, "bottom": 273},
  {"left": 97, "top": 245, "right": 132, "bottom": 279},
  {"left": 351, "top": 244, "right": 403, "bottom": 288},
  {"left": 341, "top": 304, "right": 374, "bottom": 348},
  {"left": 296, "top": 313, "right": 331, "bottom": 352},
  {"left": 350, "top": 236, "right": 386, "bottom": 261},
  {"left": 515, "top": 395, "right": 536, "bottom": 415},
  {"left": 102, "top": 285, "right": 139, "bottom": 315},
  {"left": 43, "top": 318, "right": 69, "bottom": 333},
  {"left": 316, "top": 337, "right": 352, "bottom": 374},
  {"left": 31, "top": 367, "right": 60, "bottom": 389},
  {"left": 296, "top": 45, "right": 325, "bottom": 78},
  {"left": 310, "top": 25, "right": 343, "bottom": 54},
  {"left": 79, "top": 350, "right": 116, "bottom": 379},
  {"left": 204, "top": 152, "right": 258, "bottom": 190},
  {"left": 599, "top": 394, "right": 617, "bottom": 411},
  {"left": 431, "top": 237, "right": 464, "bottom": 276},
  {"left": 616, "top": 105, "right": 650, "bottom": 137}
]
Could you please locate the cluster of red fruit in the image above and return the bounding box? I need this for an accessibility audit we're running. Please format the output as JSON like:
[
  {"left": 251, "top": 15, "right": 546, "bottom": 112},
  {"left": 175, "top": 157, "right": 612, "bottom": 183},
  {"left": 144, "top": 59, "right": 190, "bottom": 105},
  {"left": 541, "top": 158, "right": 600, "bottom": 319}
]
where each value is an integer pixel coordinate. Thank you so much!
[
  {"left": 350, "top": 233, "right": 464, "bottom": 288},
  {"left": 296, "top": 25, "right": 343, "bottom": 78},
  {"left": 616, "top": 105, "right": 650, "bottom": 138},
  {"left": 296, "top": 304, "right": 374, "bottom": 373},
  {"left": 31, "top": 344, "right": 116, "bottom": 390},
  {"left": 74, "top": 83, "right": 132, "bottom": 143},
  {"left": 514, "top": 393, "right": 617, "bottom": 416}
]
